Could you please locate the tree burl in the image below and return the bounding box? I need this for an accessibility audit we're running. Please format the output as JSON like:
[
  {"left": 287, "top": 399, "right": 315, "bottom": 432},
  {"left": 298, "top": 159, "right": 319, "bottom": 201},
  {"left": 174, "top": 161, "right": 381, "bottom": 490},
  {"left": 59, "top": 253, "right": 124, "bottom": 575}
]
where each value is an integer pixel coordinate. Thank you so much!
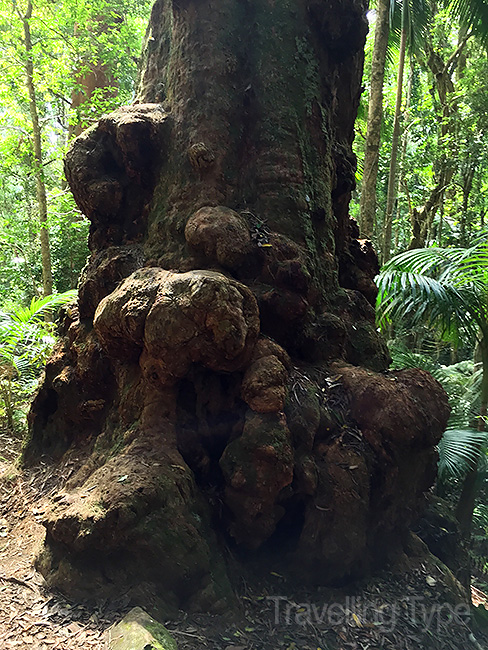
[{"left": 25, "top": 0, "right": 449, "bottom": 615}]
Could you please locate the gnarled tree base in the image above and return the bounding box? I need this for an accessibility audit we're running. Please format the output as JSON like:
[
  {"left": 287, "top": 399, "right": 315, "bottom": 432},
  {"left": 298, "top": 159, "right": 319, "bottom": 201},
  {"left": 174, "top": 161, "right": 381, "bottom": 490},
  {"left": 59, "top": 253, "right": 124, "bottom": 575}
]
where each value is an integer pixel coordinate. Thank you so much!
[{"left": 25, "top": 0, "right": 449, "bottom": 616}]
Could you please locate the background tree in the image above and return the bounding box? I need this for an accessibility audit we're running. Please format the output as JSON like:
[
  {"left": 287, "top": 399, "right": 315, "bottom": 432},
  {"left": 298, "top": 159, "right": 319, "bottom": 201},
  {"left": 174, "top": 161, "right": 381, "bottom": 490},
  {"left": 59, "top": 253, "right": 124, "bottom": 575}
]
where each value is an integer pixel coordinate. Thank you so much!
[
  {"left": 359, "top": 0, "right": 390, "bottom": 238},
  {"left": 356, "top": 0, "right": 488, "bottom": 253},
  {"left": 382, "top": 0, "right": 431, "bottom": 261},
  {"left": 8, "top": 0, "right": 53, "bottom": 295}
]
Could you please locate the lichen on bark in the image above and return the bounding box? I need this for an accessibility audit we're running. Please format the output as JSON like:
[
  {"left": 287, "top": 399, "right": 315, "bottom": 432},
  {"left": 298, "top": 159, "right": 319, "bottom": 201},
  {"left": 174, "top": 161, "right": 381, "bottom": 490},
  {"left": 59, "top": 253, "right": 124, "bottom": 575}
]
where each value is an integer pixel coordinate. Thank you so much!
[{"left": 25, "top": 0, "right": 449, "bottom": 615}]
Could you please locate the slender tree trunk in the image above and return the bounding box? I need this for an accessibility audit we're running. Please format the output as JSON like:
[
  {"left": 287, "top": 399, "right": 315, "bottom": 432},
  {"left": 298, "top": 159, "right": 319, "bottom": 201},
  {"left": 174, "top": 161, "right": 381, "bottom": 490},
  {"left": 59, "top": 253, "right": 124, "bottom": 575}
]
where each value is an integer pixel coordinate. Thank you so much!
[
  {"left": 394, "top": 61, "right": 413, "bottom": 248},
  {"left": 438, "top": 194, "right": 444, "bottom": 245},
  {"left": 460, "top": 161, "right": 475, "bottom": 246},
  {"left": 408, "top": 176, "right": 448, "bottom": 249},
  {"left": 409, "top": 37, "right": 470, "bottom": 248},
  {"left": 456, "top": 24, "right": 468, "bottom": 80},
  {"left": 16, "top": 0, "right": 53, "bottom": 296},
  {"left": 359, "top": 0, "right": 390, "bottom": 238},
  {"left": 382, "top": 26, "right": 407, "bottom": 263}
]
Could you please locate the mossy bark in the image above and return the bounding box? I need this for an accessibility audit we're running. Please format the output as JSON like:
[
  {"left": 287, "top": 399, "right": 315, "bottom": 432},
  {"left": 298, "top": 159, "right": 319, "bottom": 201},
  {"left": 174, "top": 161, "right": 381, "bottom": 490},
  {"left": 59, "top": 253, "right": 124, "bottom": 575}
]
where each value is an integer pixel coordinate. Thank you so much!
[{"left": 25, "top": 0, "right": 449, "bottom": 615}]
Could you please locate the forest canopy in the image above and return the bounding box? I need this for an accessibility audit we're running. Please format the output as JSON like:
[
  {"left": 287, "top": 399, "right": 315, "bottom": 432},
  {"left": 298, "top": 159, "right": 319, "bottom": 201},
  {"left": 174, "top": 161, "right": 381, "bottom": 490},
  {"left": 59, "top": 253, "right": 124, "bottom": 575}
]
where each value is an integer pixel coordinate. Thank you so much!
[
  {"left": 354, "top": 0, "right": 488, "bottom": 255},
  {"left": 0, "top": 0, "right": 151, "bottom": 306}
]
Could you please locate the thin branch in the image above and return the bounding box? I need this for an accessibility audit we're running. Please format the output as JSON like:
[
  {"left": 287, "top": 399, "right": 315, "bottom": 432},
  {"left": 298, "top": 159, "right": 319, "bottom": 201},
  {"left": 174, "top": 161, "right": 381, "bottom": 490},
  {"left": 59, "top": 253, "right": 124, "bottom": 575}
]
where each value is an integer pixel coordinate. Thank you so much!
[
  {"left": 48, "top": 88, "right": 71, "bottom": 106},
  {"left": 34, "top": 15, "right": 77, "bottom": 52}
]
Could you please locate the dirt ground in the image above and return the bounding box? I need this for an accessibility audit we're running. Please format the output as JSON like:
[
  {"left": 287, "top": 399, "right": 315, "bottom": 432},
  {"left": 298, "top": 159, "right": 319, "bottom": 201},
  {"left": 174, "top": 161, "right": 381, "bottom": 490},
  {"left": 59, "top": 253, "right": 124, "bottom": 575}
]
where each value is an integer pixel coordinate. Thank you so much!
[
  {"left": 0, "top": 427, "right": 141, "bottom": 649},
  {"left": 1, "top": 428, "right": 488, "bottom": 650}
]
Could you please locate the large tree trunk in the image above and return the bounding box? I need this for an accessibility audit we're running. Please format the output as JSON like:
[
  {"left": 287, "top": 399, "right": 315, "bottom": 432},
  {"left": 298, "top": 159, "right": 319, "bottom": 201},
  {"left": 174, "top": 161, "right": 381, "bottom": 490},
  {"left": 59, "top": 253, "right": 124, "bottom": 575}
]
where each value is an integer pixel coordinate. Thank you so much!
[
  {"left": 25, "top": 0, "right": 449, "bottom": 615},
  {"left": 359, "top": 0, "right": 390, "bottom": 238}
]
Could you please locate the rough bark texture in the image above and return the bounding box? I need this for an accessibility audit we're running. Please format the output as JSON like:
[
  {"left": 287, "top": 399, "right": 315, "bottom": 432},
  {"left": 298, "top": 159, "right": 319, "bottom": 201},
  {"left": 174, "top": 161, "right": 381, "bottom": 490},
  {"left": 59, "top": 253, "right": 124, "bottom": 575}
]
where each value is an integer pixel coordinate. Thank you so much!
[{"left": 25, "top": 0, "right": 449, "bottom": 616}]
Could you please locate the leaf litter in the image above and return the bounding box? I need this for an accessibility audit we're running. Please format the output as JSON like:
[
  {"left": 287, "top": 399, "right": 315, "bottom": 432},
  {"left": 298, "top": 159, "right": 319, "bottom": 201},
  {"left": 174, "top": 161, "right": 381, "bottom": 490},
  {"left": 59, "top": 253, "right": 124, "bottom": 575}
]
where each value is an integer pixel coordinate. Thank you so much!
[{"left": 0, "top": 428, "right": 486, "bottom": 649}]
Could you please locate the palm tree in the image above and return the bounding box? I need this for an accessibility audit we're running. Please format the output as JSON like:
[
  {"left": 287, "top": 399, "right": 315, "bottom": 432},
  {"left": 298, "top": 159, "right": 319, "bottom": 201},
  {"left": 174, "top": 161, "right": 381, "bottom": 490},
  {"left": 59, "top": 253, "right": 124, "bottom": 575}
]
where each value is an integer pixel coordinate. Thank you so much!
[
  {"left": 376, "top": 241, "right": 488, "bottom": 536},
  {"left": 382, "top": 0, "right": 433, "bottom": 261}
]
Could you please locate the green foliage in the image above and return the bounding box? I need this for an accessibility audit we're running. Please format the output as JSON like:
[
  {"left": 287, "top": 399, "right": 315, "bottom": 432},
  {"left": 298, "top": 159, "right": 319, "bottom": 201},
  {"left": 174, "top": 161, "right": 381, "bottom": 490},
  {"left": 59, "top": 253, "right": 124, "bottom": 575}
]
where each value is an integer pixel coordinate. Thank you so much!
[
  {"left": 377, "top": 243, "right": 488, "bottom": 345},
  {"left": 0, "top": 290, "right": 76, "bottom": 430},
  {"left": 450, "top": 0, "right": 488, "bottom": 43},
  {"left": 389, "top": 342, "right": 487, "bottom": 480},
  {"left": 355, "top": 0, "right": 488, "bottom": 250},
  {"left": 0, "top": 0, "right": 151, "bottom": 305},
  {"left": 378, "top": 243, "right": 488, "bottom": 491},
  {"left": 473, "top": 501, "right": 488, "bottom": 531},
  {"left": 389, "top": 0, "right": 433, "bottom": 53},
  {"left": 438, "top": 428, "right": 488, "bottom": 478}
]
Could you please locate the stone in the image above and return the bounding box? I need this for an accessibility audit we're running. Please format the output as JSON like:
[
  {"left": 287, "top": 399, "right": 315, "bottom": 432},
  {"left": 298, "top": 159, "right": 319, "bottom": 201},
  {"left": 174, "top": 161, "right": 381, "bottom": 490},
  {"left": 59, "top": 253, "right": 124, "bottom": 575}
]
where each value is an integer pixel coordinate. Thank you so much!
[{"left": 106, "top": 607, "right": 177, "bottom": 650}]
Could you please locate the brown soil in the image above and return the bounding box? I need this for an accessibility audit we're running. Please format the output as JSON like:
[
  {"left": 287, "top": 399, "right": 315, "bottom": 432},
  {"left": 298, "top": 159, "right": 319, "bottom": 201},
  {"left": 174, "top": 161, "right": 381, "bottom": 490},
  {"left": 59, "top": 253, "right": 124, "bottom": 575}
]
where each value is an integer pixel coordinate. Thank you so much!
[
  {"left": 0, "top": 431, "right": 126, "bottom": 649},
  {"left": 1, "top": 429, "right": 488, "bottom": 650}
]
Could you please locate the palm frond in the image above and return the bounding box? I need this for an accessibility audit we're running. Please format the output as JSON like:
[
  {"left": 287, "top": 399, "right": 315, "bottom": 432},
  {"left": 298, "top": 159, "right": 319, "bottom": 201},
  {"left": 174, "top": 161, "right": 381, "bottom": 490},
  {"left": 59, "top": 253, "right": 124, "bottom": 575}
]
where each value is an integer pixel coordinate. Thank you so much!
[
  {"left": 389, "top": 343, "right": 442, "bottom": 373},
  {"left": 377, "top": 270, "right": 480, "bottom": 342},
  {"left": 448, "top": 0, "right": 488, "bottom": 45},
  {"left": 406, "top": 0, "right": 432, "bottom": 53},
  {"left": 438, "top": 427, "right": 488, "bottom": 479},
  {"left": 377, "top": 244, "right": 488, "bottom": 341},
  {"left": 473, "top": 502, "right": 488, "bottom": 531}
]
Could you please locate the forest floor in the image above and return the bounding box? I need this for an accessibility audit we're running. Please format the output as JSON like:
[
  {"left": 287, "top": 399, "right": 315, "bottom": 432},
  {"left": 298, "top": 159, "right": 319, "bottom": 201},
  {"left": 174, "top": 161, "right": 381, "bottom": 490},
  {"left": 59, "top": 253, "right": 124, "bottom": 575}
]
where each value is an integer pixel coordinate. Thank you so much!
[
  {"left": 0, "top": 429, "right": 125, "bottom": 649},
  {"left": 0, "top": 428, "right": 487, "bottom": 650}
]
